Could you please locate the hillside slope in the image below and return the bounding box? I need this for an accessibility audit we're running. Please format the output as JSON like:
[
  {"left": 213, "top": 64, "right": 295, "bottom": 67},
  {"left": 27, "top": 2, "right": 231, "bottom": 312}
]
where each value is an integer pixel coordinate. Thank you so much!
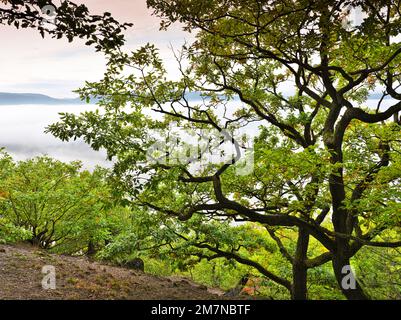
[{"left": 0, "top": 244, "right": 224, "bottom": 300}]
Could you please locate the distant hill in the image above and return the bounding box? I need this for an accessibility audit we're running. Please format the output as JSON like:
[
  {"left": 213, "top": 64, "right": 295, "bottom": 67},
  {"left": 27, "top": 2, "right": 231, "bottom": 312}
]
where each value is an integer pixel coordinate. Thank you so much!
[
  {"left": 0, "top": 92, "right": 389, "bottom": 106},
  {"left": 0, "top": 91, "right": 220, "bottom": 105},
  {"left": 0, "top": 92, "right": 93, "bottom": 105}
]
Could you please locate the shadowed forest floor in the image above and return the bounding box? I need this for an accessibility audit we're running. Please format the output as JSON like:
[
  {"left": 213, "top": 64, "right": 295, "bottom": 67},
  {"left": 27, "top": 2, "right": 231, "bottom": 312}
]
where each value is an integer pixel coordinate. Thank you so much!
[{"left": 0, "top": 243, "right": 228, "bottom": 300}]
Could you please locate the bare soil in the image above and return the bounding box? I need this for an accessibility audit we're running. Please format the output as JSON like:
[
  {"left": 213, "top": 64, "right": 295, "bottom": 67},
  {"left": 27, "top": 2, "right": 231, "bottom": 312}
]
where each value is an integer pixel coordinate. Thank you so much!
[{"left": 0, "top": 243, "right": 226, "bottom": 300}]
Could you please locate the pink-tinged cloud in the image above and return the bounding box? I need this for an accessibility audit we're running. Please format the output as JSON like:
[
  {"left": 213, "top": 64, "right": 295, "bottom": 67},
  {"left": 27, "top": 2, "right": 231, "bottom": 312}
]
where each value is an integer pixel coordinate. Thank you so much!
[{"left": 0, "top": 0, "right": 190, "bottom": 98}]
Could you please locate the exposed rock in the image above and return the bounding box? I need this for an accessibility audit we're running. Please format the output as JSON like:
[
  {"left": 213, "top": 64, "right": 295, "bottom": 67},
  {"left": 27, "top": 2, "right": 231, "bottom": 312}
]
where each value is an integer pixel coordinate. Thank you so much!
[{"left": 123, "top": 257, "right": 145, "bottom": 272}]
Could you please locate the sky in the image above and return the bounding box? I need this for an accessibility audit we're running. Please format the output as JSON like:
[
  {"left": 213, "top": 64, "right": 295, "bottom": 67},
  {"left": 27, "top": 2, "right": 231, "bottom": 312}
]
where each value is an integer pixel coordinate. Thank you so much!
[
  {"left": 0, "top": 2, "right": 396, "bottom": 168},
  {"left": 0, "top": 0, "right": 190, "bottom": 98},
  {"left": 0, "top": 2, "right": 385, "bottom": 99}
]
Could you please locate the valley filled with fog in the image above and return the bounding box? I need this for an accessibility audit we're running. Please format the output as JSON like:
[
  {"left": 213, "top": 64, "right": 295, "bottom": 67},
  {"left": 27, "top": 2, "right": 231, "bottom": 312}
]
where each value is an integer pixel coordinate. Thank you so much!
[
  {"left": 0, "top": 104, "right": 110, "bottom": 169},
  {"left": 0, "top": 98, "right": 394, "bottom": 170}
]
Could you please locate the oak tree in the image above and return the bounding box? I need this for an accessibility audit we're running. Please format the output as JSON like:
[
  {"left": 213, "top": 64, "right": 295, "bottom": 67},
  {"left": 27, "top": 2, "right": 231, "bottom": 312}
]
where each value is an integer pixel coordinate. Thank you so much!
[{"left": 48, "top": 0, "right": 401, "bottom": 299}]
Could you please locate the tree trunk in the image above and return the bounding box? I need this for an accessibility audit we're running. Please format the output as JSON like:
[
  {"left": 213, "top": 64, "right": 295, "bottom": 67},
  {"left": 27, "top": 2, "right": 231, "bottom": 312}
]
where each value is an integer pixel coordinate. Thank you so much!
[
  {"left": 86, "top": 240, "right": 97, "bottom": 256},
  {"left": 291, "top": 227, "right": 309, "bottom": 300},
  {"left": 30, "top": 229, "right": 48, "bottom": 248},
  {"left": 328, "top": 148, "right": 370, "bottom": 300}
]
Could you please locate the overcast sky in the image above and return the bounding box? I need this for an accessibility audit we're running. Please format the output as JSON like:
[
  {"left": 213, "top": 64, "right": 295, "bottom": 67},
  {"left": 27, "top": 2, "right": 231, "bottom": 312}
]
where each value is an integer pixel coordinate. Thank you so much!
[{"left": 0, "top": 0, "right": 190, "bottom": 98}]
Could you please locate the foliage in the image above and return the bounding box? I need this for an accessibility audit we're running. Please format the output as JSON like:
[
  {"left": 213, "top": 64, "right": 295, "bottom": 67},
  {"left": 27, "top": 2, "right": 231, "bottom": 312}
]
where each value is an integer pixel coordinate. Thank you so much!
[
  {"left": 0, "top": 155, "right": 111, "bottom": 250},
  {"left": 354, "top": 236, "right": 401, "bottom": 299},
  {"left": 46, "top": 0, "right": 401, "bottom": 300},
  {"left": 0, "top": 218, "right": 32, "bottom": 244}
]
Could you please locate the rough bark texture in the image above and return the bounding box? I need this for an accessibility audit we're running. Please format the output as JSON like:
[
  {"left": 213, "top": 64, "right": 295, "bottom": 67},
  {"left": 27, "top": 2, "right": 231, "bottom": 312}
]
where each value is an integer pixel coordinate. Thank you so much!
[{"left": 291, "top": 228, "right": 309, "bottom": 300}]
